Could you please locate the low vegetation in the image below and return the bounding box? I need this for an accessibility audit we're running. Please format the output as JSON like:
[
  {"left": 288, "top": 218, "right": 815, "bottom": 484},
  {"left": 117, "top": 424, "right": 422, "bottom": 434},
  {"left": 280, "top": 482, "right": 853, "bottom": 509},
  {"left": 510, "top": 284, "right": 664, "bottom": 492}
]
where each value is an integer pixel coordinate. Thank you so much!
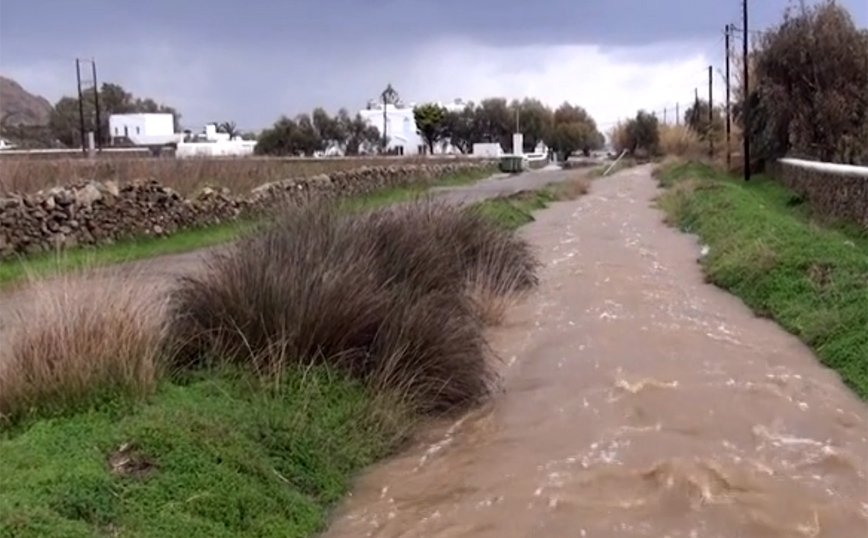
[
  {"left": 655, "top": 160, "right": 868, "bottom": 399},
  {"left": 0, "top": 175, "right": 587, "bottom": 537},
  {"left": 0, "top": 155, "right": 469, "bottom": 195}
]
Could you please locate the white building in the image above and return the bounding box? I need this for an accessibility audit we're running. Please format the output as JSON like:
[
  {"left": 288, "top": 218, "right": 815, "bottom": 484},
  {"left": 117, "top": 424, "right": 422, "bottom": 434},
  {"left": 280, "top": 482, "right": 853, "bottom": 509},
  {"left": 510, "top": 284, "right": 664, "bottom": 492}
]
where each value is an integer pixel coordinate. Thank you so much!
[
  {"left": 175, "top": 123, "right": 256, "bottom": 158},
  {"left": 357, "top": 98, "right": 467, "bottom": 156},
  {"left": 108, "top": 113, "right": 178, "bottom": 146}
]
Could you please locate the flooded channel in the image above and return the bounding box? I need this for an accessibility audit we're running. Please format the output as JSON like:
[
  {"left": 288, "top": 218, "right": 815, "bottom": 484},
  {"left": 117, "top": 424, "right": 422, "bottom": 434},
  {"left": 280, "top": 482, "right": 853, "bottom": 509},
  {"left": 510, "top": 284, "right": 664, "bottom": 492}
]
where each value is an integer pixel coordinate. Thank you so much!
[{"left": 322, "top": 166, "right": 868, "bottom": 538}]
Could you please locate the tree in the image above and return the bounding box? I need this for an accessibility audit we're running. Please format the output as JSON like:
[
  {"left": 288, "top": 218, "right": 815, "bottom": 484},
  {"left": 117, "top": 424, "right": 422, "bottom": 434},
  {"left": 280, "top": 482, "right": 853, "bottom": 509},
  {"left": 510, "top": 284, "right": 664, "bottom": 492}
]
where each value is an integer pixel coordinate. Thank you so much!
[
  {"left": 48, "top": 82, "right": 181, "bottom": 148},
  {"left": 509, "top": 98, "right": 554, "bottom": 152},
  {"left": 441, "top": 105, "right": 479, "bottom": 154},
  {"left": 216, "top": 121, "right": 239, "bottom": 139},
  {"left": 338, "top": 109, "right": 381, "bottom": 155},
  {"left": 684, "top": 100, "right": 724, "bottom": 142},
  {"left": 736, "top": 1, "right": 868, "bottom": 165},
  {"left": 546, "top": 102, "right": 603, "bottom": 158},
  {"left": 311, "top": 107, "right": 347, "bottom": 153},
  {"left": 413, "top": 103, "right": 447, "bottom": 154},
  {"left": 623, "top": 110, "right": 660, "bottom": 156}
]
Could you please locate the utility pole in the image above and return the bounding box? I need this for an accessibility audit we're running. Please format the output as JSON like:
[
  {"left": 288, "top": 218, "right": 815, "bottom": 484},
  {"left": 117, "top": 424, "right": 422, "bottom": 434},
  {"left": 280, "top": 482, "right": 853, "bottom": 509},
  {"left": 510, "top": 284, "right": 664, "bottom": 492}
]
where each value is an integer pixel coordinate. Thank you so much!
[
  {"left": 91, "top": 59, "right": 102, "bottom": 151},
  {"left": 75, "top": 59, "right": 87, "bottom": 154},
  {"left": 663, "top": 107, "right": 668, "bottom": 124},
  {"left": 708, "top": 65, "right": 714, "bottom": 158},
  {"left": 725, "top": 24, "right": 732, "bottom": 170},
  {"left": 742, "top": 0, "right": 751, "bottom": 181}
]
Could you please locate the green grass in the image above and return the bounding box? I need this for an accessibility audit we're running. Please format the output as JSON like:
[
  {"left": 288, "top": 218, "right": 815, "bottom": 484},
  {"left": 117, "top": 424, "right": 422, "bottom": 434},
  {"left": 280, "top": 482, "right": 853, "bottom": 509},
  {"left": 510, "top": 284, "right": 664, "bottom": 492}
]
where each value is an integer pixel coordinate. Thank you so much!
[
  {"left": 655, "top": 160, "right": 868, "bottom": 398},
  {"left": 0, "top": 168, "right": 494, "bottom": 287},
  {"left": 0, "top": 180, "right": 570, "bottom": 538},
  {"left": 0, "top": 368, "right": 404, "bottom": 538}
]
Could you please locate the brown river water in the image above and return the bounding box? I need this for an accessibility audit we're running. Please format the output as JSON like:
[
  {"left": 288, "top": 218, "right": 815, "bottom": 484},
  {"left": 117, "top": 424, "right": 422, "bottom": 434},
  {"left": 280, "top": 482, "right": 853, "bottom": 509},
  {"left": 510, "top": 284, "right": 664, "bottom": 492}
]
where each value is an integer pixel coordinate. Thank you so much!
[{"left": 322, "top": 165, "right": 868, "bottom": 538}]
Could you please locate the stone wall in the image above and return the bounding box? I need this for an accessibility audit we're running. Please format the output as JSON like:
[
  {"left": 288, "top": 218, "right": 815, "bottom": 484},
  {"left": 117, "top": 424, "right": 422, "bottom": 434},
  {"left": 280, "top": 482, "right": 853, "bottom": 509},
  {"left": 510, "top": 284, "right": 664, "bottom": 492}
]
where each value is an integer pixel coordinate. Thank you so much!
[
  {"left": 769, "top": 161, "right": 868, "bottom": 228},
  {"left": 0, "top": 162, "right": 494, "bottom": 259}
]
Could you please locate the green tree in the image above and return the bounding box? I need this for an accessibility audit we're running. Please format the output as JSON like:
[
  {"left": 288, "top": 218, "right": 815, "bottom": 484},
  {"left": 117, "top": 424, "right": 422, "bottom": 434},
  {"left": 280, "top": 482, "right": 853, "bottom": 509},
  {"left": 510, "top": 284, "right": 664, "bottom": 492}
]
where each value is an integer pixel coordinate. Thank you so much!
[
  {"left": 441, "top": 105, "right": 479, "bottom": 154},
  {"left": 546, "top": 102, "right": 603, "bottom": 158},
  {"left": 413, "top": 103, "right": 448, "bottom": 154},
  {"left": 509, "top": 98, "right": 554, "bottom": 152},
  {"left": 737, "top": 0, "right": 868, "bottom": 165},
  {"left": 311, "top": 107, "right": 347, "bottom": 153},
  {"left": 623, "top": 110, "right": 660, "bottom": 156}
]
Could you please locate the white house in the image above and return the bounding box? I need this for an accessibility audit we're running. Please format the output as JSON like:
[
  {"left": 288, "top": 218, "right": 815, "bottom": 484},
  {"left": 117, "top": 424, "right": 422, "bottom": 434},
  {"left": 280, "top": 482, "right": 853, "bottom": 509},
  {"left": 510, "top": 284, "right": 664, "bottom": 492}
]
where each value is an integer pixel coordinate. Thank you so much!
[
  {"left": 357, "top": 98, "right": 467, "bottom": 156},
  {"left": 108, "top": 113, "right": 178, "bottom": 146},
  {"left": 175, "top": 123, "right": 256, "bottom": 158}
]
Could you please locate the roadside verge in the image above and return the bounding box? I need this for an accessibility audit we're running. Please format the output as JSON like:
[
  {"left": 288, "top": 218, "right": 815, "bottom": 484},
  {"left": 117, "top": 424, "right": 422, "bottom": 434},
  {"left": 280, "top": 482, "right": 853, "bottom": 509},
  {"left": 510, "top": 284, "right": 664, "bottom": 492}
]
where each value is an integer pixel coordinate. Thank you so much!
[{"left": 654, "top": 160, "right": 868, "bottom": 399}]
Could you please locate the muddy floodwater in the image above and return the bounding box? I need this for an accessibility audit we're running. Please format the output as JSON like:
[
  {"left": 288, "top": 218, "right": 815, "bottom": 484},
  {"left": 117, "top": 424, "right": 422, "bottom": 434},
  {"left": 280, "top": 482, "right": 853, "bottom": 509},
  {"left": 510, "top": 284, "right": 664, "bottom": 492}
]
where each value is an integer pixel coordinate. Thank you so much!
[{"left": 323, "top": 166, "right": 868, "bottom": 538}]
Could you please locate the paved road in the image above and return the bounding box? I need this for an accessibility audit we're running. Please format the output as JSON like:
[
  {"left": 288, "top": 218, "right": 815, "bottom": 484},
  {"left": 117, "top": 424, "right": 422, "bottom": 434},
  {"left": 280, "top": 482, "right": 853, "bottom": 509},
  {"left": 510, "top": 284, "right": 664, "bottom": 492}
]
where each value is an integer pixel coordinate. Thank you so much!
[{"left": 323, "top": 165, "right": 868, "bottom": 538}]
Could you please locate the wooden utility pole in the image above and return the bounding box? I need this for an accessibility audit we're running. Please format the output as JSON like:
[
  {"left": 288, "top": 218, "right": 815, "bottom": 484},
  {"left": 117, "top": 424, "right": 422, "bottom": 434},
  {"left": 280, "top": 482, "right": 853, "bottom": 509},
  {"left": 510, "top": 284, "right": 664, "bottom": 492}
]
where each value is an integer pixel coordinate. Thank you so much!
[
  {"left": 742, "top": 0, "right": 751, "bottom": 181},
  {"left": 708, "top": 65, "right": 714, "bottom": 158},
  {"left": 725, "top": 24, "right": 732, "bottom": 169}
]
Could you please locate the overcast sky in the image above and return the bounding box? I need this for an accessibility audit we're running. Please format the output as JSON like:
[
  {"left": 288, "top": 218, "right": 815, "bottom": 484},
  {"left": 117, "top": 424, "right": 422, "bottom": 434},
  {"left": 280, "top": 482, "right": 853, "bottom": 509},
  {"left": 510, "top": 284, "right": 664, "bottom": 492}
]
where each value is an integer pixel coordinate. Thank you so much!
[{"left": 1, "top": 0, "right": 865, "bottom": 131}]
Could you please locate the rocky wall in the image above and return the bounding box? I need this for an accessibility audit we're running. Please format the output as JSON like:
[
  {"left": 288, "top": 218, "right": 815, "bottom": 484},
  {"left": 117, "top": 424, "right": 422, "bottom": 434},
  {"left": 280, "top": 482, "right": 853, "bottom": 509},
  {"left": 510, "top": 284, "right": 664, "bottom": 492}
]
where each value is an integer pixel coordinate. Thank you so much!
[
  {"left": 769, "top": 162, "right": 868, "bottom": 228},
  {"left": 0, "top": 162, "right": 494, "bottom": 259}
]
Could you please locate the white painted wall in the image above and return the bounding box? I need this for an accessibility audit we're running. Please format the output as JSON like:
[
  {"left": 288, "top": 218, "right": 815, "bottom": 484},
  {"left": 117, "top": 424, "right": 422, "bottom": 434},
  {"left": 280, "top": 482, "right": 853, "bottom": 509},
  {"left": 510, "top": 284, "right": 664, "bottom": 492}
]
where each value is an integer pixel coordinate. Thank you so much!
[
  {"left": 109, "top": 113, "right": 178, "bottom": 146},
  {"left": 357, "top": 100, "right": 466, "bottom": 156},
  {"left": 779, "top": 158, "right": 868, "bottom": 177},
  {"left": 176, "top": 139, "right": 257, "bottom": 158}
]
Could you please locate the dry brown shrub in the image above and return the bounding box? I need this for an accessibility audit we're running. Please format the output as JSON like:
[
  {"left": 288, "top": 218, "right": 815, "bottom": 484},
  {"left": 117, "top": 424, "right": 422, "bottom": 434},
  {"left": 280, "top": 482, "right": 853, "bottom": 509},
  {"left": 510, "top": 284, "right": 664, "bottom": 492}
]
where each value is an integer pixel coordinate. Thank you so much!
[
  {"left": 0, "top": 155, "right": 465, "bottom": 195},
  {"left": 659, "top": 124, "right": 704, "bottom": 157},
  {"left": 166, "top": 198, "right": 540, "bottom": 413},
  {"left": 0, "top": 271, "right": 169, "bottom": 422},
  {"left": 551, "top": 173, "right": 591, "bottom": 199}
]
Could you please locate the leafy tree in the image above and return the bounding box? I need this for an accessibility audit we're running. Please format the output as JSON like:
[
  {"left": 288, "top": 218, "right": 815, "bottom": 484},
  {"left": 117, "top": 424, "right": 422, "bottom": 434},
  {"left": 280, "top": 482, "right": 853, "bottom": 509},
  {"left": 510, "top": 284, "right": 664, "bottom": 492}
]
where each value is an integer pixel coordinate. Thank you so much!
[
  {"left": 546, "top": 102, "right": 603, "bottom": 158},
  {"left": 736, "top": 0, "right": 868, "bottom": 165},
  {"left": 311, "top": 107, "right": 347, "bottom": 153},
  {"left": 413, "top": 103, "right": 448, "bottom": 154},
  {"left": 623, "top": 110, "right": 660, "bottom": 156},
  {"left": 441, "top": 105, "right": 479, "bottom": 154},
  {"left": 509, "top": 98, "right": 554, "bottom": 152},
  {"left": 475, "top": 98, "right": 514, "bottom": 150}
]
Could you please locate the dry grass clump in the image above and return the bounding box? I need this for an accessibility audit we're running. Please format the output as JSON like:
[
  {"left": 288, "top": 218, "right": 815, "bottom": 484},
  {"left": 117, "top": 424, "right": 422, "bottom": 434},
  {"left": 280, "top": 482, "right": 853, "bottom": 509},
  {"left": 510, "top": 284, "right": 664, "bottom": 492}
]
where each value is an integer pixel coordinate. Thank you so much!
[
  {"left": 0, "top": 273, "right": 169, "bottom": 421},
  {"left": 0, "top": 155, "right": 462, "bottom": 195},
  {"left": 659, "top": 124, "right": 703, "bottom": 157},
  {"left": 550, "top": 174, "right": 591, "bottom": 199},
  {"left": 167, "top": 198, "right": 540, "bottom": 413}
]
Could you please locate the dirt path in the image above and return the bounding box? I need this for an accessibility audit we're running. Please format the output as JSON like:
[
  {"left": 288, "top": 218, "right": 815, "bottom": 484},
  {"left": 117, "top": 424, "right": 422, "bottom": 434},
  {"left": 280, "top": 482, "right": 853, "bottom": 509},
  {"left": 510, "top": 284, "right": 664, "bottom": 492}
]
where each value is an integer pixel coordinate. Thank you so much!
[{"left": 322, "top": 165, "right": 868, "bottom": 538}]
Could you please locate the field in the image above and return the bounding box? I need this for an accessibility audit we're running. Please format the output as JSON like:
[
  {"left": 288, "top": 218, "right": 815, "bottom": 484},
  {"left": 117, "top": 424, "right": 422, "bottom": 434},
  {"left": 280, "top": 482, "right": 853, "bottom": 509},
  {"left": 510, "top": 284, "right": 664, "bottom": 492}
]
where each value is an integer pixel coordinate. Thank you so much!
[
  {"left": 0, "top": 155, "right": 477, "bottom": 195},
  {"left": 0, "top": 174, "right": 589, "bottom": 538},
  {"left": 655, "top": 160, "right": 868, "bottom": 399}
]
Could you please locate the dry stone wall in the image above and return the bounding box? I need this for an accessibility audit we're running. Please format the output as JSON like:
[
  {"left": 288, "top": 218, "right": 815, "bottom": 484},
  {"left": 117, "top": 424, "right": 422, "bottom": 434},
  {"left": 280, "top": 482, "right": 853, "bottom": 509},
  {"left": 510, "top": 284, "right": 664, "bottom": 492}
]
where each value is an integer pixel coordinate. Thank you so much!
[
  {"left": 0, "top": 162, "right": 494, "bottom": 259},
  {"left": 769, "top": 161, "right": 868, "bottom": 228}
]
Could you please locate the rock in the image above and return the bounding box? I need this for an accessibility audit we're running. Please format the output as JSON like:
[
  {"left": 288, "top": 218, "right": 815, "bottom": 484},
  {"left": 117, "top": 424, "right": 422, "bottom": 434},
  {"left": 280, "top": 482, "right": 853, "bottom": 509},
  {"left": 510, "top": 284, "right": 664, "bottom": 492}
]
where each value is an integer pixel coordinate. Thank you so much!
[{"left": 75, "top": 182, "right": 103, "bottom": 207}]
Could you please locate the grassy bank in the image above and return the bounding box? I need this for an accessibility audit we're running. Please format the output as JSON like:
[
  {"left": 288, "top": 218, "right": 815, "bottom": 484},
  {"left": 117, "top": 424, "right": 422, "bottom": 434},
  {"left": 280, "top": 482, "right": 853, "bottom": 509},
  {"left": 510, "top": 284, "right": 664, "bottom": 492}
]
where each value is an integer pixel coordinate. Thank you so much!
[
  {"left": 0, "top": 168, "right": 494, "bottom": 287},
  {"left": 0, "top": 177, "right": 584, "bottom": 538},
  {"left": 655, "top": 160, "right": 868, "bottom": 398}
]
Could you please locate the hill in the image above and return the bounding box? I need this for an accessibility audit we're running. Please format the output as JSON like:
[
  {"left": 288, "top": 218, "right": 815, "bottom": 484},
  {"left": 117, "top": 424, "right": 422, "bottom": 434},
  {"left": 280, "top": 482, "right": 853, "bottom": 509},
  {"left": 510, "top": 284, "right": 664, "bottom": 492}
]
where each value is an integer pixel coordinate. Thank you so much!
[{"left": 0, "top": 75, "right": 52, "bottom": 126}]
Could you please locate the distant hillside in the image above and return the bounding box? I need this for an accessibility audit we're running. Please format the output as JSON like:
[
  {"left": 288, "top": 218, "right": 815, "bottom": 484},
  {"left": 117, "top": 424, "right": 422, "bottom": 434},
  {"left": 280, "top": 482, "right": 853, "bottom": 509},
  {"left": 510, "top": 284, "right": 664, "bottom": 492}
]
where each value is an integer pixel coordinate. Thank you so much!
[{"left": 0, "top": 75, "right": 52, "bottom": 126}]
